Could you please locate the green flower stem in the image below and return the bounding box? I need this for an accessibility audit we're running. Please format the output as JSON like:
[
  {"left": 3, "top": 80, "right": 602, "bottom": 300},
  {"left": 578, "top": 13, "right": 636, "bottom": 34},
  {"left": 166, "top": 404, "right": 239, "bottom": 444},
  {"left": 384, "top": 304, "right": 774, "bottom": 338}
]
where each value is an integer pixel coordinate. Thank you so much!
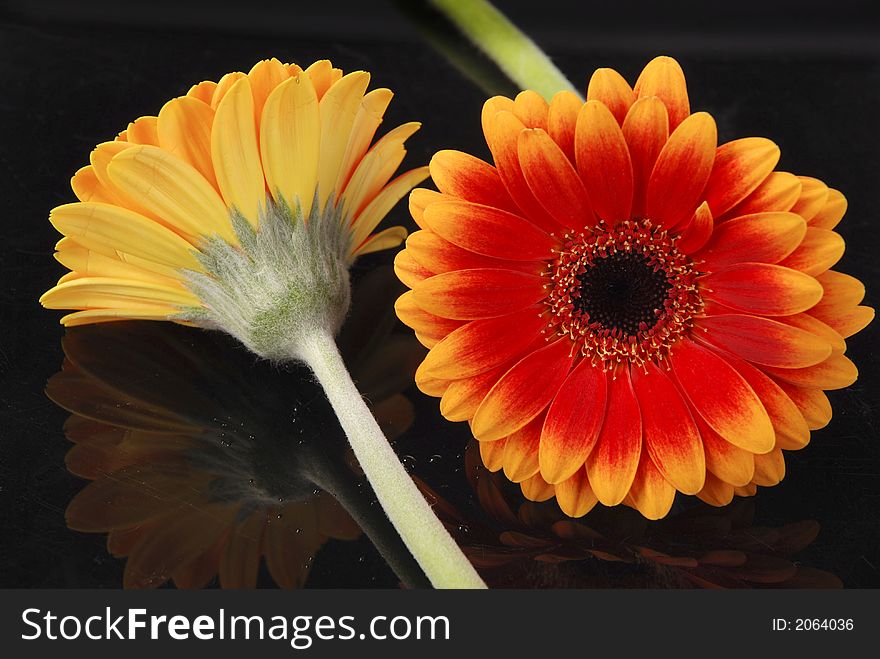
[
  {"left": 429, "top": 0, "right": 579, "bottom": 100},
  {"left": 299, "top": 330, "right": 487, "bottom": 589}
]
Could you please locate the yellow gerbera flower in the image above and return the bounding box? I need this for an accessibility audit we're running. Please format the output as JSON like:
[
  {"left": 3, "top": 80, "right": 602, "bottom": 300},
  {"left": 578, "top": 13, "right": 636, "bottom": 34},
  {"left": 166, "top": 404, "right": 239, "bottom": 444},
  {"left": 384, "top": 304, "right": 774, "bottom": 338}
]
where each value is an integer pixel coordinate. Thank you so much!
[
  {"left": 41, "top": 57, "right": 427, "bottom": 359},
  {"left": 38, "top": 57, "right": 486, "bottom": 589}
]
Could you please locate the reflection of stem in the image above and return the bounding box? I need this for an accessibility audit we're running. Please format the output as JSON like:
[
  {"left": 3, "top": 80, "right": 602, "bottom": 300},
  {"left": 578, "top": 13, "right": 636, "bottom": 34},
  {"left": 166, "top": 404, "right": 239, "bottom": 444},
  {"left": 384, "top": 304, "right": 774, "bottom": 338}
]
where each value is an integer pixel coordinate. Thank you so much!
[
  {"left": 429, "top": 0, "right": 579, "bottom": 101},
  {"left": 298, "top": 331, "right": 486, "bottom": 589},
  {"left": 307, "top": 454, "right": 431, "bottom": 589}
]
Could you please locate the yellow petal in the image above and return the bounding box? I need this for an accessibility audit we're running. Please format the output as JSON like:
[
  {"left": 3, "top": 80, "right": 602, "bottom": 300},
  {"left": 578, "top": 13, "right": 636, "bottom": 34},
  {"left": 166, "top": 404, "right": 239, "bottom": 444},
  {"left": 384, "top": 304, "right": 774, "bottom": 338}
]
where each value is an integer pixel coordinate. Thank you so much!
[
  {"left": 41, "top": 276, "right": 200, "bottom": 310},
  {"left": 350, "top": 166, "right": 429, "bottom": 249},
  {"left": 71, "top": 166, "right": 115, "bottom": 203},
  {"left": 187, "top": 80, "right": 217, "bottom": 104},
  {"left": 342, "top": 122, "right": 420, "bottom": 218},
  {"left": 125, "top": 116, "right": 159, "bottom": 146},
  {"left": 248, "top": 58, "right": 290, "bottom": 127},
  {"left": 211, "top": 76, "right": 265, "bottom": 226},
  {"left": 305, "top": 59, "right": 335, "bottom": 99},
  {"left": 353, "top": 226, "right": 408, "bottom": 257},
  {"left": 107, "top": 144, "right": 236, "bottom": 244},
  {"left": 55, "top": 243, "right": 185, "bottom": 287},
  {"left": 89, "top": 141, "right": 132, "bottom": 202},
  {"left": 211, "top": 71, "right": 246, "bottom": 109},
  {"left": 260, "top": 74, "right": 320, "bottom": 218},
  {"left": 157, "top": 96, "right": 218, "bottom": 190},
  {"left": 336, "top": 88, "right": 393, "bottom": 193},
  {"left": 59, "top": 306, "right": 183, "bottom": 327},
  {"left": 317, "top": 71, "right": 370, "bottom": 209},
  {"left": 49, "top": 202, "right": 202, "bottom": 275}
]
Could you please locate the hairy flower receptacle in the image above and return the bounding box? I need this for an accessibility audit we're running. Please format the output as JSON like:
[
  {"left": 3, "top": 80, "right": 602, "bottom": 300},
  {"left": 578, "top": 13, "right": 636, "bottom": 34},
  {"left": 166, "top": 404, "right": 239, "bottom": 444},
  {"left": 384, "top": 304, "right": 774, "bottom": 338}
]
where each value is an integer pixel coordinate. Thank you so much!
[{"left": 181, "top": 197, "right": 353, "bottom": 362}]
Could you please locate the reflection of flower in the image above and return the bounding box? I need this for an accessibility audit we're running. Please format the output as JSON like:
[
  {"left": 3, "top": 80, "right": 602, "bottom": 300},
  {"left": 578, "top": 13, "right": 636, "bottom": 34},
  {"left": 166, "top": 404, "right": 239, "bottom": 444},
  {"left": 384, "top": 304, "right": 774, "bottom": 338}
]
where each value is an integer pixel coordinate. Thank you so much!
[
  {"left": 428, "top": 443, "right": 841, "bottom": 588},
  {"left": 396, "top": 56, "right": 873, "bottom": 519},
  {"left": 47, "top": 269, "right": 427, "bottom": 589}
]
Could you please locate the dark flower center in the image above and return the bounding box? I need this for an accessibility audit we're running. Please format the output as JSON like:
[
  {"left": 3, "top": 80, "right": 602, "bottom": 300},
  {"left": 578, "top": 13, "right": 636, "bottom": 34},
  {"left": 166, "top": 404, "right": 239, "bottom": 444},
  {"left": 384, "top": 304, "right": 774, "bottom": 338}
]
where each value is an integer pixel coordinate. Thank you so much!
[
  {"left": 574, "top": 251, "right": 672, "bottom": 336},
  {"left": 545, "top": 220, "right": 702, "bottom": 368}
]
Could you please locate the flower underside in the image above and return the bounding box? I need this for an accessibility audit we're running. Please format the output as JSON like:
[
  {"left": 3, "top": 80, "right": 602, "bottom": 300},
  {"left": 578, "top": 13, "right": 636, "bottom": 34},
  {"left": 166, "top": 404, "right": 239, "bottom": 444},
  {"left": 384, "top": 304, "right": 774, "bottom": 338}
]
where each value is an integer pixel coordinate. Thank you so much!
[
  {"left": 180, "top": 194, "right": 352, "bottom": 362},
  {"left": 547, "top": 219, "right": 702, "bottom": 368}
]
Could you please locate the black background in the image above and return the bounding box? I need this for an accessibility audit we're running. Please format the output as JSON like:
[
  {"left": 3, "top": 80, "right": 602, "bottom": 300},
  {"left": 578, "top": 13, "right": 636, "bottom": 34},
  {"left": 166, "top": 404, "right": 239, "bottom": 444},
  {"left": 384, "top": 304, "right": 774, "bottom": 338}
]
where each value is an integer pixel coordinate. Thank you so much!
[{"left": 0, "top": 0, "right": 878, "bottom": 588}]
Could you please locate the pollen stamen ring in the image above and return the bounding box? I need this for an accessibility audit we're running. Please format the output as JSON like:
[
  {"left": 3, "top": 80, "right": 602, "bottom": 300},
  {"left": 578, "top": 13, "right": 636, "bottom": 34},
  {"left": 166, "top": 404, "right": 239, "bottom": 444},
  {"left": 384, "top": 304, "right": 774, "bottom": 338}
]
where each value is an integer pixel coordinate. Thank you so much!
[{"left": 545, "top": 219, "right": 703, "bottom": 369}]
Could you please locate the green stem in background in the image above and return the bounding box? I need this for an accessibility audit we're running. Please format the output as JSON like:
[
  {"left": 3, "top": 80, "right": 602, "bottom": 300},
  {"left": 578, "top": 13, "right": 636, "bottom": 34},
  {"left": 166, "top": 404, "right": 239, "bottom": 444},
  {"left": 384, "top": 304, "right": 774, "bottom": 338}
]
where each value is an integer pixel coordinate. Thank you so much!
[
  {"left": 298, "top": 330, "right": 487, "bottom": 589},
  {"left": 429, "top": 0, "right": 580, "bottom": 100}
]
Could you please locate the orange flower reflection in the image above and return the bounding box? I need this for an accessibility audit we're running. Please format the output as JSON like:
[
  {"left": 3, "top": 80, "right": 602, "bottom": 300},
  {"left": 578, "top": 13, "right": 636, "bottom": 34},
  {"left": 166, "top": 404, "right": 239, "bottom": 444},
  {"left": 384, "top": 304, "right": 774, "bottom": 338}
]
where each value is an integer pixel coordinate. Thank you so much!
[
  {"left": 422, "top": 443, "right": 841, "bottom": 588},
  {"left": 47, "top": 268, "right": 426, "bottom": 588}
]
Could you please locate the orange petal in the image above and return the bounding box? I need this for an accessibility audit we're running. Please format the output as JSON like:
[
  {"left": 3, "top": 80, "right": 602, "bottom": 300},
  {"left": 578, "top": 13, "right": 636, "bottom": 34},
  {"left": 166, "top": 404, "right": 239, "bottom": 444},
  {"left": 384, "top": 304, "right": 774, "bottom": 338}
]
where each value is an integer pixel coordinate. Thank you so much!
[
  {"left": 480, "top": 438, "right": 507, "bottom": 472},
  {"left": 777, "top": 312, "right": 846, "bottom": 354},
  {"left": 405, "top": 229, "right": 541, "bottom": 275},
  {"left": 622, "top": 97, "right": 669, "bottom": 218},
  {"left": 586, "top": 68, "right": 635, "bottom": 125},
  {"left": 676, "top": 202, "right": 713, "bottom": 254},
  {"left": 698, "top": 472, "right": 736, "bottom": 506},
  {"left": 575, "top": 100, "right": 633, "bottom": 223},
  {"left": 701, "top": 263, "right": 823, "bottom": 316},
  {"left": 439, "top": 359, "right": 512, "bottom": 422},
  {"left": 722, "top": 171, "right": 802, "bottom": 219},
  {"left": 520, "top": 472, "right": 556, "bottom": 502},
  {"left": 539, "top": 359, "right": 608, "bottom": 484},
  {"left": 429, "top": 150, "right": 518, "bottom": 212},
  {"left": 633, "top": 56, "right": 690, "bottom": 130},
  {"left": 413, "top": 268, "right": 547, "bottom": 320},
  {"left": 695, "top": 414, "right": 755, "bottom": 487},
  {"left": 778, "top": 228, "right": 845, "bottom": 277},
  {"left": 646, "top": 112, "right": 717, "bottom": 230},
  {"left": 484, "top": 109, "right": 563, "bottom": 232},
  {"left": 631, "top": 361, "right": 705, "bottom": 495},
  {"left": 703, "top": 138, "right": 780, "bottom": 217},
  {"left": 393, "top": 250, "right": 433, "bottom": 288},
  {"left": 790, "top": 176, "right": 829, "bottom": 222},
  {"left": 394, "top": 290, "right": 464, "bottom": 347},
  {"left": 554, "top": 468, "right": 598, "bottom": 518},
  {"left": 422, "top": 199, "right": 558, "bottom": 260},
  {"left": 774, "top": 380, "right": 831, "bottom": 430},
  {"left": 696, "top": 314, "right": 831, "bottom": 368},
  {"left": 762, "top": 352, "right": 858, "bottom": 390},
  {"left": 815, "top": 305, "right": 874, "bottom": 339},
  {"left": 586, "top": 368, "right": 642, "bottom": 506},
  {"left": 408, "top": 188, "right": 443, "bottom": 229},
  {"left": 808, "top": 188, "right": 847, "bottom": 230},
  {"left": 513, "top": 90, "right": 549, "bottom": 129},
  {"left": 627, "top": 448, "right": 676, "bottom": 520},
  {"left": 670, "top": 339, "right": 774, "bottom": 454},
  {"left": 472, "top": 339, "right": 575, "bottom": 441},
  {"left": 519, "top": 128, "right": 594, "bottom": 230},
  {"left": 419, "top": 305, "right": 547, "bottom": 379},
  {"left": 502, "top": 414, "right": 543, "bottom": 483},
  {"left": 695, "top": 212, "right": 806, "bottom": 269},
  {"left": 720, "top": 352, "right": 811, "bottom": 450},
  {"left": 813, "top": 269, "right": 865, "bottom": 310},
  {"left": 547, "top": 91, "right": 582, "bottom": 164},
  {"left": 752, "top": 448, "right": 786, "bottom": 486}
]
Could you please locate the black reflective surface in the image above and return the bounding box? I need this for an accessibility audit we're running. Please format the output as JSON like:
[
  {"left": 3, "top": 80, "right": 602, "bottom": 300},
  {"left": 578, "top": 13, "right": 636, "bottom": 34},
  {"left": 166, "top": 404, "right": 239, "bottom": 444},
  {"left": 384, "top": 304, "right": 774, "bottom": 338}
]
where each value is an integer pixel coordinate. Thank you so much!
[{"left": 1, "top": 1, "right": 878, "bottom": 588}]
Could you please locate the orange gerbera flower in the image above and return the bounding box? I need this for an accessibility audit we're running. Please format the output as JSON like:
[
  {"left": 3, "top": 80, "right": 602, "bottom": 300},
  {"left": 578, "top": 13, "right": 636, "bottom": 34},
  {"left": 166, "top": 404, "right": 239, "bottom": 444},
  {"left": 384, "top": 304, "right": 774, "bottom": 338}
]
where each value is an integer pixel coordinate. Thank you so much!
[{"left": 395, "top": 56, "right": 873, "bottom": 520}]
